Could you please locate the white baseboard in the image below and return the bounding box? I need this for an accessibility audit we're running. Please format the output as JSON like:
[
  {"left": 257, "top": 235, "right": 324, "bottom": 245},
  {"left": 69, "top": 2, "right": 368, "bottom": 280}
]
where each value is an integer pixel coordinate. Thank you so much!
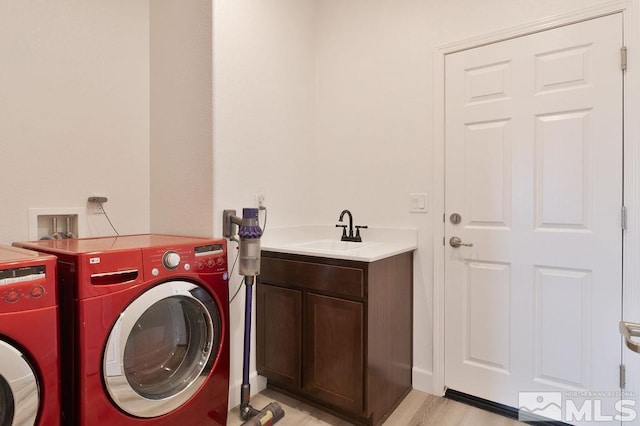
[
  {"left": 412, "top": 367, "right": 435, "bottom": 395},
  {"left": 229, "top": 369, "right": 435, "bottom": 409},
  {"left": 227, "top": 373, "right": 267, "bottom": 410}
]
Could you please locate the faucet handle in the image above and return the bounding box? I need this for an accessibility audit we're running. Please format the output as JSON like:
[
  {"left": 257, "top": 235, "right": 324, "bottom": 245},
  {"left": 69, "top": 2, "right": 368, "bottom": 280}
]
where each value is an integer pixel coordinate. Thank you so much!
[
  {"left": 335, "top": 224, "right": 348, "bottom": 239},
  {"left": 355, "top": 225, "right": 368, "bottom": 240}
]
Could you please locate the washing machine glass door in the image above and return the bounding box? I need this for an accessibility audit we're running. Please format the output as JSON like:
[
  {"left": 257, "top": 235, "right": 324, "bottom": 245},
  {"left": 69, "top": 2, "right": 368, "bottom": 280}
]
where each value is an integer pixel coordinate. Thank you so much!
[
  {"left": 0, "top": 340, "right": 39, "bottom": 426},
  {"left": 103, "top": 281, "right": 221, "bottom": 418}
]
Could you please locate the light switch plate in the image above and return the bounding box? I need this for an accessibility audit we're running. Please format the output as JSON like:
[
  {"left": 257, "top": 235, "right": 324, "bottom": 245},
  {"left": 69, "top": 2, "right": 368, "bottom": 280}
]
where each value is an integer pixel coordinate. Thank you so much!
[{"left": 409, "top": 193, "right": 429, "bottom": 213}]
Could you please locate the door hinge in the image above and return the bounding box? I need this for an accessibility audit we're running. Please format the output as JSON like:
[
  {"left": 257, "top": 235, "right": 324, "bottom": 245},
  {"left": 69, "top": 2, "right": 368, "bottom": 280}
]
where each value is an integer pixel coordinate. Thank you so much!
[
  {"left": 622, "top": 205, "right": 627, "bottom": 230},
  {"left": 443, "top": 236, "right": 445, "bottom": 246},
  {"left": 620, "top": 364, "right": 626, "bottom": 389},
  {"left": 621, "top": 46, "right": 628, "bottom": 71}
]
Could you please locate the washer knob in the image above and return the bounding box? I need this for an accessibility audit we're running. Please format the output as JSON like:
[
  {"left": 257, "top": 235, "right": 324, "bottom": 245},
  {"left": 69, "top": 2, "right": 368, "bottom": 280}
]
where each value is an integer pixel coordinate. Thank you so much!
[
  {"left": 30, "top": 285, "right": 45, "bottom": 299},
  {"left": 5, "top": 290, "right": 20, "bottom": 304},
  {"left": 163, "top": 251, "right": 181, "bottom": 269}
]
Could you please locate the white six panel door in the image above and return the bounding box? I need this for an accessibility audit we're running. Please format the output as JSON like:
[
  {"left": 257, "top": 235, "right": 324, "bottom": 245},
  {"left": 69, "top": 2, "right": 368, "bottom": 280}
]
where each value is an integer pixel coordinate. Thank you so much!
[{"left": 444, "top": 13, "right": 623, "bottom": 423}]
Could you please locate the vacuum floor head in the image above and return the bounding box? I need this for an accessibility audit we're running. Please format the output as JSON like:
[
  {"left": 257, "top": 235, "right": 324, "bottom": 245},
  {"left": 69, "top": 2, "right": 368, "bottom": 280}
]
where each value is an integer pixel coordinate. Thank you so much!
[{"left": 240, "top": 402, "right": 285, "bottom": 426}]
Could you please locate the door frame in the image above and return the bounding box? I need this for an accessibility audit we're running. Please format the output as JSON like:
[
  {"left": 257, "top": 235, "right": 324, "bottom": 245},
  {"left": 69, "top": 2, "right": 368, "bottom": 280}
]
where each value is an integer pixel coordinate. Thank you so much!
[{"left": 432, "top": 0, "right": 640, "bottom": 398}]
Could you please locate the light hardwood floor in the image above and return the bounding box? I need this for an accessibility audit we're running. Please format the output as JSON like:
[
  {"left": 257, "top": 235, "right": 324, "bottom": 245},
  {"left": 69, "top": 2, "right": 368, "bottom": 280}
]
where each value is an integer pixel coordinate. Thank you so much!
[{"left": 227, "top": 388, "right": 526, "bottom": 426}]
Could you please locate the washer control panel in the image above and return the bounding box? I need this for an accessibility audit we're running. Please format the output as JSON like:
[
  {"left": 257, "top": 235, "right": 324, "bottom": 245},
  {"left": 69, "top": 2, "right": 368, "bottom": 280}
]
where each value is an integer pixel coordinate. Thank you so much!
[
  {"left": 142, "top": 240, "right": 227, "bottom": 280},
  {"left": 0, "top": 264, "right": 54, "bottom": 311},
  {"left": 194, "top": 243, "right": 226, "bottom": 272}
]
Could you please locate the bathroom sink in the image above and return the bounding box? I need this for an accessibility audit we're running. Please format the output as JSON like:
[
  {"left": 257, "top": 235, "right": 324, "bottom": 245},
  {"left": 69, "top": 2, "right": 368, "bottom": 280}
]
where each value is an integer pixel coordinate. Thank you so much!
[{"left": 291, "top": 240, "right": 379, "bottom": 252}]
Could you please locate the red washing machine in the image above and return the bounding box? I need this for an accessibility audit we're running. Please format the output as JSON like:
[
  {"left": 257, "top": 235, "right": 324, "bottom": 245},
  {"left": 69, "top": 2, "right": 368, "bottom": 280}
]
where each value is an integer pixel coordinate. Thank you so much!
[
  {"left": 14, "top": 234, "right": 230, "bottom": 426},
  {"left": 0, "top": 245, "right": 60, "bottom": 426}
]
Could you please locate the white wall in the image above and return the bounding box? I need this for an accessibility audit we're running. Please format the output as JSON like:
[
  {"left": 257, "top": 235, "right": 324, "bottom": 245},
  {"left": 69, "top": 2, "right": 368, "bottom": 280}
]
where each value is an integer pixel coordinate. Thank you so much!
[
  {"left": 213, "top": 0, "right": 610, "bottom": 403},
  {"left": 212, "top": 0, "right": 317, "bottom": 408},
  {"left": 150, "top": 0, "right": 214, "bottom": 236},
  {"left": 0, "top": 1, "right": 150, "bottom": 244},
  {"left": 313, "top": 0, "right": 607, "bottom": 392}
]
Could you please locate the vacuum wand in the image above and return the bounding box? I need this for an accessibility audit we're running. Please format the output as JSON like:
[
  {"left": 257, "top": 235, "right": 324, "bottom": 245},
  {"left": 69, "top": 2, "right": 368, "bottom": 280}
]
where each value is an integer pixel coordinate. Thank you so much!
[
  {"left": 241, "top": 275, "right": 257, "bottom": 419},
  {"left": 223, "top": 208, "right": 285, "bottom": 425}
]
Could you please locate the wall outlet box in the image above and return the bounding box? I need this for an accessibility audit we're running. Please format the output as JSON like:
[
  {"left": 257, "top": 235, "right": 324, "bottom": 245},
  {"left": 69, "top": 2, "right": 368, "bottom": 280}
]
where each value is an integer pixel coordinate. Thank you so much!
[{"left": 28, "top": 207, "right": 87, "bottom": 240}]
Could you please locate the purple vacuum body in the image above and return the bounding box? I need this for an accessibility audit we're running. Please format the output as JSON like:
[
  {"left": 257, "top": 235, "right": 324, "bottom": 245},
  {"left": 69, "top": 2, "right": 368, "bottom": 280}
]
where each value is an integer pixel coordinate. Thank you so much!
[{"left": 238, "top": 208, "right": 262, "bottom": 276}]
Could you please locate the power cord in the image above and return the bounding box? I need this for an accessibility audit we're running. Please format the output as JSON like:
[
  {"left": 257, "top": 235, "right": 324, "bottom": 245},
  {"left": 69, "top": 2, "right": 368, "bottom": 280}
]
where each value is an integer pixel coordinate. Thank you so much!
[
  {"left": 97, "top": 201, "right": 120, "bottom": 236},
  {"left": 228, "top": 241, "right": 242, "bottom": 304},
  {"left": 229, "top": 277, "right": 244, "bottom": 304}
]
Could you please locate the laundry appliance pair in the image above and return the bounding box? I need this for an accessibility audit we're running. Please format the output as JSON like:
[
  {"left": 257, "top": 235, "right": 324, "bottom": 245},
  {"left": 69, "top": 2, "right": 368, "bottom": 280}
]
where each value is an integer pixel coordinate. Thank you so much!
[{"left": 12, "top": 234, "right": 230, "bottom": 426}]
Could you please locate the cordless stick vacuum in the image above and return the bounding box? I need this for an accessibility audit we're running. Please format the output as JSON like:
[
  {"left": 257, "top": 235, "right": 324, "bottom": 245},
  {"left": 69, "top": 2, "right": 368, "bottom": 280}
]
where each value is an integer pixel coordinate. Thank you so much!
[{"left": 223, "top": 208, "right": 285, "bottom": 426}]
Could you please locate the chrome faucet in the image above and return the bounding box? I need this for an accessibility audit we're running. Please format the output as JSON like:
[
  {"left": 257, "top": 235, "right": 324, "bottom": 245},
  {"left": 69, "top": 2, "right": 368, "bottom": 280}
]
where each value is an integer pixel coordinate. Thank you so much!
[{"left": 336, "top": 209, "right": 367, "bottom": 242}]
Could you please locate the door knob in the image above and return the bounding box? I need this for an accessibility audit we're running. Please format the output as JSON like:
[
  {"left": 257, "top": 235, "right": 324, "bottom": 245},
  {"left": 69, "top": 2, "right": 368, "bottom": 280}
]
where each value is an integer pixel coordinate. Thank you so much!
[
  {"left": 449, "top": 236, "right": 473, "bottom": 248},
  {"left": 620, "top": 321, "right": 640, "bottom": 354}
]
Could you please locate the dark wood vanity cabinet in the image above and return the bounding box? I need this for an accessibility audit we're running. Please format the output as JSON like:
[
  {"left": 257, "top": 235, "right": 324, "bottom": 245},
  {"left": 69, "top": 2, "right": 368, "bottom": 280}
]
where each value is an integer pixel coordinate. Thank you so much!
[
  {"left": 256, "top": 284, "right": 302, "bottom": 389},
  {"left": 256, "top": 250, "right": 413, "bottom": 426},
  {"left": 304, "top": 292, "right": 364, "bottom": 414}
]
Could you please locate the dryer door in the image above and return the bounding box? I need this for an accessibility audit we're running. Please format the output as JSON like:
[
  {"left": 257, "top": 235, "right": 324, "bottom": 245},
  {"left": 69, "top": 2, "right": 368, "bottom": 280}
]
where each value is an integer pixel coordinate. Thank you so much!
[
  {"left": 103, "top": 281, "right": 222, "bottom": 418},
  {"left": 0, "top": 340, "right": 39, "bottom": 426}
]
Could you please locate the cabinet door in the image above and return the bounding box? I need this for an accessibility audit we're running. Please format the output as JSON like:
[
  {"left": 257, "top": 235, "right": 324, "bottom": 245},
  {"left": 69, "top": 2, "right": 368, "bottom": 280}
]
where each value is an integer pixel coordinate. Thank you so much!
[
  {"left": 304, "top": 293, "right": 363, "bottom": 414},
  {"left": 256, "top": 283, "right": 302, "bottom": 389}
]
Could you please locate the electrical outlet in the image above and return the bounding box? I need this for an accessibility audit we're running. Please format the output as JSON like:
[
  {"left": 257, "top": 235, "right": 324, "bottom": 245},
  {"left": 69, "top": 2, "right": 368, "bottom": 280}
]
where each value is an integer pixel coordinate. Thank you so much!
[
  {"left": 87, "top": 195, "right": 108, "bottom": 215},
  {"left": 256, "top": 188, "right": 266, "bottom": 208}
]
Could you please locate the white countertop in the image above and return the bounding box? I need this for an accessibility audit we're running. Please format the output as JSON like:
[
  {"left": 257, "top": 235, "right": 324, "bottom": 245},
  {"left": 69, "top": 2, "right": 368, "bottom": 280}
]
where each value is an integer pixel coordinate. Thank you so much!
[{"left": 260, "top": 225, "right": 417, "bottom": 262}]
